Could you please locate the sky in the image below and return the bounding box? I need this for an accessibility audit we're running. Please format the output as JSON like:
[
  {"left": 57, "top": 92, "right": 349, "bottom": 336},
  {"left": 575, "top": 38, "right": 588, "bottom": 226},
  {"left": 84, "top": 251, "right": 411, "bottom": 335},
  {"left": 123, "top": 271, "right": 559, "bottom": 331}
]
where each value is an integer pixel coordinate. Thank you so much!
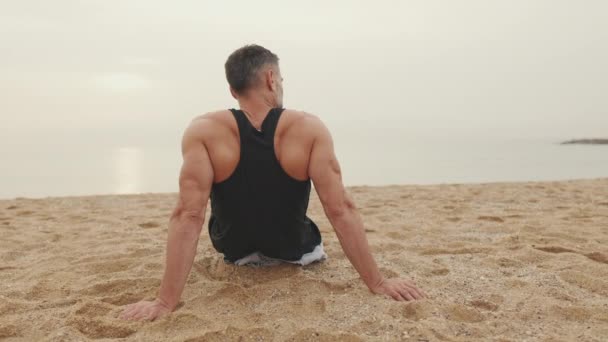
[{"left": 1, "top": 0, "right": 607, "bottom": 150}]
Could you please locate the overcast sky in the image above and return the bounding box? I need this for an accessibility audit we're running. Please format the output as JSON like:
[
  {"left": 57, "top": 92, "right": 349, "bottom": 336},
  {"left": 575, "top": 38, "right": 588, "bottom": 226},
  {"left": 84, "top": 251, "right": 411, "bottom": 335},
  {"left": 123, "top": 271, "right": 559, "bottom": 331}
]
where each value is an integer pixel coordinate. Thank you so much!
[{"left": 1, "top": 0, "right": 607, "bottom": 149}]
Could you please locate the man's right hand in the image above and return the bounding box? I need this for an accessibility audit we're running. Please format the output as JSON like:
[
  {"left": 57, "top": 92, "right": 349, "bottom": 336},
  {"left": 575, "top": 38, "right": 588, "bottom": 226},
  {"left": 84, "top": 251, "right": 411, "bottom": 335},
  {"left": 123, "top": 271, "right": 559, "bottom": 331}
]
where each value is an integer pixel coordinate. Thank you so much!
[
  {"left": 370, "top": 277, "right": 427, "bottom": 301},
  {"left": 119, "top": 298, "right": 173, "bottom": 321}
]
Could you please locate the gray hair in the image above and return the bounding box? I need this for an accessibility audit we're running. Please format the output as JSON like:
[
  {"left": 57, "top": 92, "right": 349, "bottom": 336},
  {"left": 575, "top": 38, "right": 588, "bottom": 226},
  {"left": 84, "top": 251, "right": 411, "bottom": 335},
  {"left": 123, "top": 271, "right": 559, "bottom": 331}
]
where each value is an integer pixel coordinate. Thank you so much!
[{"left": 224, "top": 44, "right": 279, "bottom": 94}]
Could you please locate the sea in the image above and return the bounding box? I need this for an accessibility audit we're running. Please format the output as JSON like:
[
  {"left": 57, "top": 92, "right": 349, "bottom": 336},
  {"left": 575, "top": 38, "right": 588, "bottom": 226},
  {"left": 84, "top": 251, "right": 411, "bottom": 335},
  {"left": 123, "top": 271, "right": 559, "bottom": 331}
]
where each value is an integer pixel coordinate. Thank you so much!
[{"left": 1, "top": 133, "right": 606, "bottom": 199}]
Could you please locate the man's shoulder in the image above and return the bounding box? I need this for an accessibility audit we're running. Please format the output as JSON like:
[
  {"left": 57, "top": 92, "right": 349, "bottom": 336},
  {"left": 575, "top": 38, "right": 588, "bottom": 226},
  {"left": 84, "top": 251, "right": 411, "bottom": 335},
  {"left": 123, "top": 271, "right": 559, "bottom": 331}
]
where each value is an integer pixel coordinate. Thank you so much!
[
  {"left": 183, "top": 110, "right": 233, "bottom": 140},
  {"left": 282, "top": 109, "right": 327, "bottom": 132},
  {"left": 189, "top": 109, "right": 233, "bottom": 128},
  {"left": 282, "top": 108, "right": 319, "bottom": 121},
  {"left": 191, "top": 109, "right": 232, "bottom": 124}
]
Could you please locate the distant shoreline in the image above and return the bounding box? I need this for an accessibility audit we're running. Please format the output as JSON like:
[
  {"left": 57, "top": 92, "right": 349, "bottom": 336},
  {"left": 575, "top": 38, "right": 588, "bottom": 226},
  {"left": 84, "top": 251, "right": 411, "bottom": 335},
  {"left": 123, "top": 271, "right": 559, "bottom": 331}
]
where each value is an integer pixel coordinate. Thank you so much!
[
  {"left": 2, "top": 178, "right": 608, "bottom": 201},
  {"left": 561, "top": 138, "right": 608, "bottom": 145}
]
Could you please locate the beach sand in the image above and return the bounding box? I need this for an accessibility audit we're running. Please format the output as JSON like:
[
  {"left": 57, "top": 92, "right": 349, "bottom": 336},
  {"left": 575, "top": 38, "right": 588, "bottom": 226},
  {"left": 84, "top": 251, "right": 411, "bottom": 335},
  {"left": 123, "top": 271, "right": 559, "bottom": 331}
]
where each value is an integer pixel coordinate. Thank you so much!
[{"left": 1, "top": 179, "right": 607, "bottom": 341}]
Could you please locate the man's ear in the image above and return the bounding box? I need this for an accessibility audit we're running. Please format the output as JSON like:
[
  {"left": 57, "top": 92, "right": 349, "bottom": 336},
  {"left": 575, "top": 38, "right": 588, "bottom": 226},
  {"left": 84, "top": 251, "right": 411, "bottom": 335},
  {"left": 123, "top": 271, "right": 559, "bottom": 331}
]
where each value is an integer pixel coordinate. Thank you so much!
[
  {"left": 266, "top": 69, "right": 276, "bottom": 91},
  {"left": 229, "top": 87, "right": 238, "bottom": 99}
]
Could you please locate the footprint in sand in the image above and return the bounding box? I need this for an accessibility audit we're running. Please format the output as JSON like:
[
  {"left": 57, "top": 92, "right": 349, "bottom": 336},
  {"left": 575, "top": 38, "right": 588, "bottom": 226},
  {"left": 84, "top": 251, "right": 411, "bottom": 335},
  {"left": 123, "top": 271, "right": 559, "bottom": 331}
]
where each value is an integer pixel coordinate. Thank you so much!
[
  {"left": 546, "top": 287, "right": 577, "bottom": 302},
  {"left": 185, "top": 327, "right": 274, "bottom": 342},
  {"left": 143, "top": 262, "right": 162, "bottom": 271},
  {"left": 533, "top": 246, "right": 577, "bottom": 254},
  {"left": 0, "top": 325, "right": 20, "bottom": 339},
  {"left": 534, "top": 246, "right": 608, "bottom": 264},
  {"left": 79, "top": 278, "right": 157, "bottom": 295},
  {"left": 66, "top": 301, "right": 135, "bottom": 339},
  {"left": 477, "top": 216, "right": 504, "bottom": 223},
  {"left": 585, "top": 252, "right": 608, "bottom": 264},
  {"left": 386, "top": 231, "right": 406, "bottom": 240},
  {"left": 138, "top": 221, "right": 160, "bottom": 228},
  {"left": 199, "top": 283, "right": 253, "bottom": 306},
  {"left": 68, "top": 214, "right": 90, "bottom": 222},
  {"left": 443, "top": 304, "right": 485, "bottom": 323},
  {"left": 309, "top": 298, "right": 327, "bottom": 314},
  {"left": 419, "top": 247, "right": 490, "bottom": 256},
  {"left": 50, "top": 233, "right": 62, "bottom": 242},
  {"left": 67, "top": 317, "right": 135, "bottom": 339},
  {"left": 289, "top": 328, "right": 363, "bottom": 342},
  {"left": 36, "top": 298, "right": 79, "bottom": 310},
  {"left": 291, "top": 278, "right": 351, "bottom": 295},
  {"left": 559, "top": 271, "right": 608, "bottom": 296},
  {"left": 83, "top": 259, "right": 134, "bottom": 275},
  {"left": 0, "top": 296, "right": 30, "bottom": 316},
  {"left": 284, "top": 296, "right": 328, "bottom": 316},
  {"left": 389, "top": 301, "right": 433, "bottom": 321},
  {"left": 385, "top": 201, "right": 399, "bottom": 208},
  {"left": 496, "top": 257, "right": 523, "bottom": 268},
  {"left": 78, "top": 278, "right": 160, "bottom": 305},
  {"left": 427, "top": 268, "right": 450, "bottom": 276},
  {"left": 376, "top": 242, "right": 403, "bottom": 252},
  {"left": 360, "top": 208, "right": 379, "bottom": 216},
  {"left": 148, "top": 313, "right": 210, "bottom": 334},
  {"left": 469, "top": 299, "right": 499, "bottom": 311},
  {"left": 5, "top": 205, "right": 18, "bottom": 210},
  {"left": 74, "top": 301, "right": 113, "bottom": 317},
  {"left": 24, "top": 279, "right": 70, "bottom": 301},
  {"left": 549, "top": 305, "right": 593, "bottom": 322},
  {"left": 376, "top": 215, "right": 393, "bottom": 223},
  {"left": 192, "top": 257, "right": 238, "bottom": 282}
]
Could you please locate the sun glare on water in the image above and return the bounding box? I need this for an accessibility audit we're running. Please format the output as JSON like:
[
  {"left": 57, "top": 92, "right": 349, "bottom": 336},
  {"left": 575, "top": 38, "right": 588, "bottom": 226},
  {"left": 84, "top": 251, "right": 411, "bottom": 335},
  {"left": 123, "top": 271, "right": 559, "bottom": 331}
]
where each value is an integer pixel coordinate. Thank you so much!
[{"left": 113, "top": 147, "right": 142, "bottom": 194}]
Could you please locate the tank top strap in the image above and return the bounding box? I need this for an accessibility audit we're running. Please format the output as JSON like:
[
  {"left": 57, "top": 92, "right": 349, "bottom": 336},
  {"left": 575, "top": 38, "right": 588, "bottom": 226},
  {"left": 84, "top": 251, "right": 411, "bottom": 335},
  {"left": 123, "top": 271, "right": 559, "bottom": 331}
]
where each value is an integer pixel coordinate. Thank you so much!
[
  {"left": 261, "top": 107, "right": 285, "bottom": 142},
  {"left": 229, "top": 108, "right": 250, "bottom": 137}
]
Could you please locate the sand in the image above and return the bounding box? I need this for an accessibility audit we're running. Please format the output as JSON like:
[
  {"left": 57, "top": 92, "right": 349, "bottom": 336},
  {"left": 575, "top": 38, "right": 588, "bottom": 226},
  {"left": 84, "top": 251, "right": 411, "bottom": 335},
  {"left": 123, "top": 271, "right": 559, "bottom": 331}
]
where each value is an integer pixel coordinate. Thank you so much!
[{"left": 1, "top": 179, "right": 607, "bottom": 341}]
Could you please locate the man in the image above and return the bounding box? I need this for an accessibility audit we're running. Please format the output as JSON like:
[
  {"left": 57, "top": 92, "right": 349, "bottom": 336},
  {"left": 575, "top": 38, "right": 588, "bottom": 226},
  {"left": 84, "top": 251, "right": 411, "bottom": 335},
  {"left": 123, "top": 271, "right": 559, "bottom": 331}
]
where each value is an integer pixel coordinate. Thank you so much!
[{"left": 120, "top": 45, "right": 426, "bottom": 321}]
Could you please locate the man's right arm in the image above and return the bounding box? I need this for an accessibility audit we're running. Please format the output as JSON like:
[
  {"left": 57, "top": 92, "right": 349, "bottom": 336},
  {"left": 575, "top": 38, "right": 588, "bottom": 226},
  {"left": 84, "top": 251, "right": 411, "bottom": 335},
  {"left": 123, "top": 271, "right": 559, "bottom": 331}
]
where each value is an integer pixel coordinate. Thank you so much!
[{"left": 307, "top": 116, "right": 426, "bottom": 301}]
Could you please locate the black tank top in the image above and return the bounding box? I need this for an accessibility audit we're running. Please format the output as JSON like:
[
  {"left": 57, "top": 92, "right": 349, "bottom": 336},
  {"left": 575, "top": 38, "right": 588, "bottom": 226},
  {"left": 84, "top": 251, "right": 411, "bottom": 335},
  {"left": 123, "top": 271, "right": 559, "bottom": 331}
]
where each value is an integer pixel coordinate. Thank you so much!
[{"left": 208, "top": 108, "right": 322, "bottom": 262}]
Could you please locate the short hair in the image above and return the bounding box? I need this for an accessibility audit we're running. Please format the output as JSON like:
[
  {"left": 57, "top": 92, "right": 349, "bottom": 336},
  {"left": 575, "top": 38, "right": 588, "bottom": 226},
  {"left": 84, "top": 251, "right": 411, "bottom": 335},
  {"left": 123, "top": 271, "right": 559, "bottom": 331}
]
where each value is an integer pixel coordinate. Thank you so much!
[{"left": 225, "top": 44, "right": 279, "bottom": 94}]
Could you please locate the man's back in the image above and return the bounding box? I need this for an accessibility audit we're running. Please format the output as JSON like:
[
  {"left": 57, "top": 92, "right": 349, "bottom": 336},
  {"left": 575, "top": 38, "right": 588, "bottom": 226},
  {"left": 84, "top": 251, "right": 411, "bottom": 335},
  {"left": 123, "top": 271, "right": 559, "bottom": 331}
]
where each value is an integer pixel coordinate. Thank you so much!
[
  {"left": 194, "top": 108, "right": 319, "bottom": 184},
  {"left": 201, "top": 108, "right": 323, "bottom": 262}
]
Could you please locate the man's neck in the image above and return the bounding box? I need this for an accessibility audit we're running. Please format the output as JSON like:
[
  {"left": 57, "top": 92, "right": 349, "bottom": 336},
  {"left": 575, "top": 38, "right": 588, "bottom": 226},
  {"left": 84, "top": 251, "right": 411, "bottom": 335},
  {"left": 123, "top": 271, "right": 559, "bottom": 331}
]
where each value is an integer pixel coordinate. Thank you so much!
[{"left": 237, "top": 97, "right": 276, "bottom": 122}]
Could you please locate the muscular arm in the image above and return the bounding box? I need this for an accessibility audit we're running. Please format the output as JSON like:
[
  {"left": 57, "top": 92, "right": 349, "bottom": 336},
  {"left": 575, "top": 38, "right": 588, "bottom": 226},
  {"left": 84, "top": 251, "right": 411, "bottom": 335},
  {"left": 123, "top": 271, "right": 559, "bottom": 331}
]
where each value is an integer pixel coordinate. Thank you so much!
[
  {"left": 120, "top": 118, "right": 214, "bottom": 320},
  {"left": 308, "top": 118, "right": 425, "bottom": 301},
  {"left": 157, "top": 119, "right": 214, "bottom": 308}
]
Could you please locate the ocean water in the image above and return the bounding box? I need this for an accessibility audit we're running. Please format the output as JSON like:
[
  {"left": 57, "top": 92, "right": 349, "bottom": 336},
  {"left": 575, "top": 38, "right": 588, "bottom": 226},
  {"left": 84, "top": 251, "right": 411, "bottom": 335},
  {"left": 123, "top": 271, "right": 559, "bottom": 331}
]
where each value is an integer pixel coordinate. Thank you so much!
[
  {"left": 1, "top": 136, "right": 606, "bottom": 199},
  {"left": 2, "top": 1, "right": 608, "bottom": 200}
]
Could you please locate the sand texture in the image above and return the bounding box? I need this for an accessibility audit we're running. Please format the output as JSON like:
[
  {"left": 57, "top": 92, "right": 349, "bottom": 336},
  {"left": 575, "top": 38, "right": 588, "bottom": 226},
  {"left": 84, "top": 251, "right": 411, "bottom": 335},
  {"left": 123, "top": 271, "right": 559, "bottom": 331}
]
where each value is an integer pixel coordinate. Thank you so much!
[{"left": 1, "top": 179, "right": 607, "bottom": 341}]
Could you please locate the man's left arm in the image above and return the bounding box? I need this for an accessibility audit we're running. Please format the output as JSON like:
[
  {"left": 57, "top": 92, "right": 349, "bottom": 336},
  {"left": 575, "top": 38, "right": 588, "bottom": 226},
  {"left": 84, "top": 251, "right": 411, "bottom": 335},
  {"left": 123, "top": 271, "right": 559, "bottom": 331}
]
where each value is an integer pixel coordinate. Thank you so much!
[{"left": 120, "top": 118, "right": 214, "bottom": 321}]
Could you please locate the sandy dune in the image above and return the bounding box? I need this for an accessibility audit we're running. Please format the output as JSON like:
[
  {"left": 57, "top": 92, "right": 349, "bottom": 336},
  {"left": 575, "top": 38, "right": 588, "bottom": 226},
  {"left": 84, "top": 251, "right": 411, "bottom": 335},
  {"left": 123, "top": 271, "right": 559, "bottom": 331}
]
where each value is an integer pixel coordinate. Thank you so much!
[{"left": 1, "top": 179, "right": 607, "bottom": 341}]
